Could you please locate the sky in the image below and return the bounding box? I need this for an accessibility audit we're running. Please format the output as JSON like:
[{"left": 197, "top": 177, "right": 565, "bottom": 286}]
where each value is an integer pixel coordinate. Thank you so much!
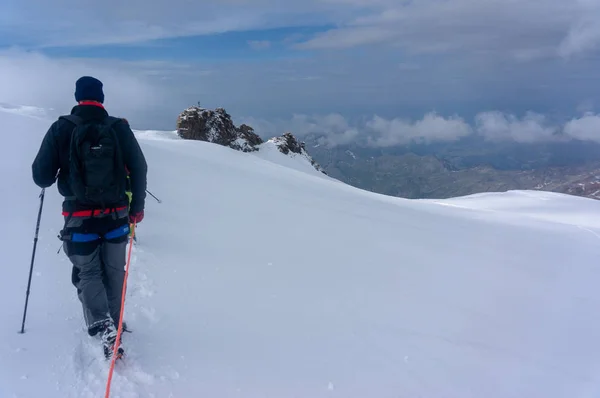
[{"left": 1, "top": 0, "right": 600, "bottom": 145}]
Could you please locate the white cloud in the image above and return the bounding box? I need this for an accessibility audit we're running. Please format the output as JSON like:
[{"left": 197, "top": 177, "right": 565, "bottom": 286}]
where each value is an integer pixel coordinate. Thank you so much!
[
  {"left": 564, "top": 113, "right": 600, "bottom": 142},
  {"left": 245, "top": 112, "right": 473, "bottom": 147},
  {"left": 297, "top": 0, "right": 600, "bottom": 60},
  {"left": 244, "top": 110, "right": 600, "bottom": 148},
  {"left": 474, "top": 111, "right": 559, "bottom": 143},
  {"left": 241, "top": 113, "right": 360, "bottom": 146},
  {"left": 558, "top": 0, "right": 600, "bottom": 57},
  {"left": 0, "top": 0, "right": 341, "bottom": 47},
  {"left": 558, "top": 21, "right": 600, "bottom": 58},
  {"left": 366, "top": 113, "right": 473, "bottom": 146},
  {"left": 3, "top": 0, "right": 598, "bottom": 63},
  {"left": 308, "top": 114, "right": 360, "bottom": 146},
  {"left": 0, "top": 103, "right": 49, "bottom": 120},
  {"left": 0, "top": 49, "right": 170, "bottom": 128}
]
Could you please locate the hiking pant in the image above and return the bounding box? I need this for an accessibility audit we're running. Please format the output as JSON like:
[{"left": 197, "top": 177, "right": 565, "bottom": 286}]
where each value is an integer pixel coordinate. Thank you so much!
[
  {"left": 65, "top": 239, "right": 127, "bottom": 333},
  {"left": 60, "top": 207, "right": 130, "bottom": 334}
]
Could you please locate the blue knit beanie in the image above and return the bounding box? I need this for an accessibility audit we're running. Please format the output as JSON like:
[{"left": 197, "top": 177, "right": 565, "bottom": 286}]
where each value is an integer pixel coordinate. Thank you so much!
[{"left": 74, "top": 76, "right": 104, "bottom": 103}]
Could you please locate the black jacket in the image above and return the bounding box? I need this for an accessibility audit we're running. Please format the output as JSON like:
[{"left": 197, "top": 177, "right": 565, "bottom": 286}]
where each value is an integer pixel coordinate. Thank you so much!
[{"left": 32, "top": 104, "right": 147, "bottom": 214}]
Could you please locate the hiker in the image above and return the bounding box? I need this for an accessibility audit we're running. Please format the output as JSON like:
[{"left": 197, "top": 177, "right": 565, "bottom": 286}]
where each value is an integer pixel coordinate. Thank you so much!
[{"left": 31, "top": 76, "right": 147, "bottom": 358}]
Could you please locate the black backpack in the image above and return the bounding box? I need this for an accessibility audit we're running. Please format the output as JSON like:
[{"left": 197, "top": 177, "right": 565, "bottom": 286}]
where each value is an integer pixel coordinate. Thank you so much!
[{"left": 60, "top": 115, "right": 127, "bottom": 209}]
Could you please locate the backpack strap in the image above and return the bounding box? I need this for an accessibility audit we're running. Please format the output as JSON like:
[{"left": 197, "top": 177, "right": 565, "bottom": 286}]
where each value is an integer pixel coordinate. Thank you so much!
[
  {"left": 102, "top": 116, "right": 128, "bottom": 219},
  {"left": 59, "top": 116, "right": 85, "bottom": 228}
]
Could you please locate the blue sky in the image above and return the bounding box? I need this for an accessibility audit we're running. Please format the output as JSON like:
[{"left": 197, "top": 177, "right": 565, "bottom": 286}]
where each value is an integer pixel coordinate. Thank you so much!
[{"left": 1, "top": 0, "right": 600, "bottom": 144}]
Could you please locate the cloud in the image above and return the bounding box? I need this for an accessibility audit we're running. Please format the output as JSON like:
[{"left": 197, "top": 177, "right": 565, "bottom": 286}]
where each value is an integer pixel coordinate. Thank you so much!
[
  {"left": 2, "top": 1, "right": 600, "bottom": 134},
  {"left": 564, "top": 113, "right": 600, "bottom": 142},
  {"left": 558, "top": 0, "right": 600, "bottom": 57},
  {"left": 474, "top": 111, "right": 559, "bottom": 143},
  {"left": 1, "top": 44, "right": 600, "bottom": 142},
  {"left": 244, "top": 110, "right": 600, "bottom": 148},
  {"left": 558, "top": 21, "right": 600, "bottom": 58},
  {"left": 296, "top": 0, "right": 599, "bottom": 60},
  {"left": 248, "top": 40, "right": 272, "bottom": 50},
  {"left": 244, "top": 112, "right": 476, "bottom": 147},
  {"left": 297, "top": 114, "right": 360, "bottom": 146},
  {"left": 366, "top": 113, "right": 473, "bottom": 146},
  {"left": 247, "top": 112, "right": 475, "bottom": 148},
  {"left": 0, "top": 103, "right": 49, "bottom": 120},
  {"left": 4, "top": 0, "right": 597, "bottom": 64},
  {"left": 0, "top": 0, "right": 342, "bottom": 47},
  {"left": 240, "top": 113, "right": 360, "bottom": 146},
  {"left": 0, "top": 49, "right": 175, "bottom": 128}
]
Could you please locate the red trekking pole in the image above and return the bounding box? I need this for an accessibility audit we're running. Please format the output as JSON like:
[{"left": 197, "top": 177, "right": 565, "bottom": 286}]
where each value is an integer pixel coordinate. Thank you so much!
[{"left": 104, "top": 221, "right": 136, "bottom": 397}]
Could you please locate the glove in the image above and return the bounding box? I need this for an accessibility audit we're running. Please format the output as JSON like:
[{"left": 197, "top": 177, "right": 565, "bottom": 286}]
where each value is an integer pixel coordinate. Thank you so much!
[{"left": 129, "top": 210, "right": 144, "bottom": 224}]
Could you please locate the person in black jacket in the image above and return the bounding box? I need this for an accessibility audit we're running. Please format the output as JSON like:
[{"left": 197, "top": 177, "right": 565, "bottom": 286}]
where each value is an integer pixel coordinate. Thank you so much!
[{"left": 31, "top": 76, "right": 147, "bottom": 358}]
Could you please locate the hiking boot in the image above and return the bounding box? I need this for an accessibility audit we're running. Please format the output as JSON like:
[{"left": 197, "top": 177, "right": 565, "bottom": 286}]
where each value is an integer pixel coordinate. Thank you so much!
[{"left": 101, "top": 320, "right": 123, "bottom": 359}]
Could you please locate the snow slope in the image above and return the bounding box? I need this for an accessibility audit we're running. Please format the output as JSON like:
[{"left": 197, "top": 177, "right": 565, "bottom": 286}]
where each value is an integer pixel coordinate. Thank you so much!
[{"left": 3, "top": 108, "right": 600, "bottom": 398}]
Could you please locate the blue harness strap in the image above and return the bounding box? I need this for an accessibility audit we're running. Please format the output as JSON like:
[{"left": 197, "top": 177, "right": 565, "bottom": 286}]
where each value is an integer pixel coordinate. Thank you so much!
[
  {"left": 70, "top": 225, "right": 130, "bottom": 242},
  {"left": 104, "top": 224, "right": 130, "bottom": 240},
  {"left": 71, "top": 232, "right": 100, "bottom": 242}
]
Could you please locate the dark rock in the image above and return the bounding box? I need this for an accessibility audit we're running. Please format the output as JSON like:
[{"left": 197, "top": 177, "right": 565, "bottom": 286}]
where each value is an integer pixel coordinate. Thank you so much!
[
  {"left": 238, "top": 124, "right": 263, "bottom": 148},
  {"left": 270, "top": 132, "right": 327, "bottom": 175},
  {"left": 272, "top": 132, "right": 304, "bottom": 155},
  {"left": 176, "top": 106, "right": 263, "bottom": 152}
]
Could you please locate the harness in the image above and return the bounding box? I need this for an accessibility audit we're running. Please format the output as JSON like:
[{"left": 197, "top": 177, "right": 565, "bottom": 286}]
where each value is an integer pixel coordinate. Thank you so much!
[
  {"left": 59, "top": 198, "right": 130, "bottom": 243},
  {"left": 61, "top": 224, "right": 130, "bottom": 243}
]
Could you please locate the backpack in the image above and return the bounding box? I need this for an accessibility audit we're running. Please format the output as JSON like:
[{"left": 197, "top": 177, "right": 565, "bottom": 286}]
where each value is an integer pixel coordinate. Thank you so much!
[{"left": 59, "top": 115, "right": 127, "bottom": 209}]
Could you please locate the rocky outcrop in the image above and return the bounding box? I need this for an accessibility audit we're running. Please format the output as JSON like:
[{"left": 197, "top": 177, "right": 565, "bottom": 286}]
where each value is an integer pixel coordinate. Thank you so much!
[
  {"left": 176, "top": 106, "right": 325, "bottom": 174},
  {"left": 270, "top": 133, "right": 327, "bottom": 174},
  {"left": 176, "top": 106, "right": 263, "bottom": 152},
  {"left": 237, "top": 124, "right": 263, "bottom": 149}
]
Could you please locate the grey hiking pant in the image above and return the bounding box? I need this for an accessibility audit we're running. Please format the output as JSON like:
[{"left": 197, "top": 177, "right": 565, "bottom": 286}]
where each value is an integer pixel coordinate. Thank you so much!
[{"left": 64, "top": 239, "right": 127, "bottom": 333}]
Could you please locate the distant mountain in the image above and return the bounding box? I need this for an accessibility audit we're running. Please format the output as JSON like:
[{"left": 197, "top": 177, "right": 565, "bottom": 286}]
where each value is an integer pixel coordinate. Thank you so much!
[
  {"left": 301, "top": 134, "right": 600, "bottom": 200},
  {"left": 552, "top": 172, "right": 600, "bottom": 200}
]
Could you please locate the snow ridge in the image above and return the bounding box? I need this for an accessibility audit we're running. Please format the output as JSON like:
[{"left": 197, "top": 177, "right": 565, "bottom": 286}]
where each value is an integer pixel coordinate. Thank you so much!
[{"left": 3, "top": 109, "right": 600, "bottom": 398}]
